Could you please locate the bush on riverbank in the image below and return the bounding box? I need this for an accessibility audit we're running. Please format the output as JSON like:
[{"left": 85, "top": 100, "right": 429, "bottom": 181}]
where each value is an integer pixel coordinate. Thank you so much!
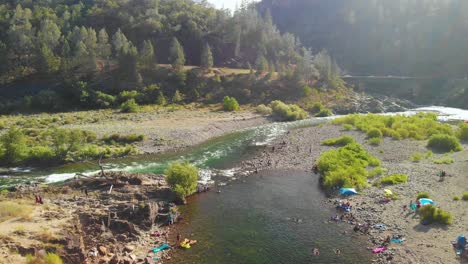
[
  {"left": 120, "top": 99, "right": 140, "bottom": 113},
  {"left": 427, "top": 134, "right": 462, "bottom": 152},
  {"left": 410, "top": 152, "right": 423, "bottom": 162},
  {"left": 458, "top": 123, "right": 468, "bottom": 140},
  {"left": 103, "top": 134, "right": 145, "bottom": 144},
  {"left": 255, "top": 104, "right": 273, "bottom": 115},
  {"left": 223, "top": 96, "right": 240, "bottom": 111},
  {"left": 462, "top": 193, "right": 468, "bottom": 200},
  {"left": 368, "top": 167, "right": 387, "bottom": 177},
  {"left": 0, "top": 127, "right": 138, "bottom": 166},
  {"left": 305, "top": 102, "right": 333, "bottom": 117},
  {"left": 419, "top": 205, "right": 452, "bottom": 225},
  {"left": 417, "top": 192, "right": 430, "bottom": 199},
  {"left": 322, "top": 135, "right": 355, "bottom": 146},
  {"left": 317, "top": 142, "right": 381, "bottom": 189},
  {"left": 433, "top": 158, "right": 454, "bottom": 164},
  {"left": 380, "top": 174, "right": 408, "bottom": 185},
  {"left": 332, "top": 113, "right": 456, "bottom": 141},
  {"left": 367, "top": 137, "right": 382, "bottom": 146},
  {"left": 26, "top": 252, "right": 63, "bottom": 264},
  {"left": 270, "top": 100, "right": 308, "bottom": 121},
  {"left": 165, "top": 162, "right": 199, "bottom": 202}
]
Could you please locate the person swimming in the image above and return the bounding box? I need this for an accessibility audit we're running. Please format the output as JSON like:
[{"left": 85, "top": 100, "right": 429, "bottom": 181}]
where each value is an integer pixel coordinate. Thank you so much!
[{"left": 312, "top": 248, "right": 320, "bottom": 256}]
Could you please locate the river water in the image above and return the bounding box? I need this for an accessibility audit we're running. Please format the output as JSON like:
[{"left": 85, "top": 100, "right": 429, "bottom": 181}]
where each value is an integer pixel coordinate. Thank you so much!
[{"left": 1, "top": 106, "right": 467, "bottom": 263}]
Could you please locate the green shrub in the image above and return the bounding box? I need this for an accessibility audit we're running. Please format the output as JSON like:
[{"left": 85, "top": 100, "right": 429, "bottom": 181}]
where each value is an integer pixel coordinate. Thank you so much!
[
  {"left": 120, "top": 99, "right": 139, "bottom": 113},
  {"left": 317, "top": 142, "right": 380, "bottom": 189},
  {"left": 255, "top": 104, "right": 272, "bottom": 115},
  {"left": 26, "top": 252, "right": 63, "bottom": 264},
  {"left": 416, "top": 192, "right": 430, "bottom": 199},
  {"left": 425, "top": 150, "right": 433, "bottom": 158},
  {"left": 0, "top": 126, "right": 28, "bottom": 164},
  {"left": 380, "top": 174, "right": 408, "bottom": 185},
  {"left": 433, "top": 158, "right": 454, "bottom": 164},
  {"left": 368, "top": 167, "right": 387, "bottom": 177},
  {"left": 95, "top": 91, "right": 116, "bottom": 108},
  {"left": 410, "top": 152, "right": 423, "bottom": 162},
  {"left": 103, "top": 134, "right": 145, "bottom": 144},
  {"left": 118, "top": 90, "right": 140, "bottom": 103},
  {"left": 315, "top": 108, "right": 333, "bottom": 117},
  {"left": 427, "top": 134, "right": 462, "bottom": 152},
  {"left": 223, "top": 96, "right": 240, "bottom": 111},
  {"left": 28, "top": 146, "right": 55, "bottom": 162},
  {"left": 270, "top": 100, "right": 308, "bottom": 121},
  {"left": 332, "top": 113, "right": 455, "bottom": 142},
  {"left": 462, "top": 193, "right": 468, "bottom": 200},
  {"left": 322, "top": 135, "right": 355, "bottom": 146},
  {"left": 419, "top": 205, "right": 452, "bottom": 225},
  {"left": 453, "top": 196, "right": 460, "bottom": 201},
  {"left": 307, "top": 102, "right": 325, "bottom": 114},
  {"left": 343, "top": 124, "right": 353, "bottom": 131},
  {"left": 368, "top": 137, "right": 382, "bottom": 146},
  {"left": 156, "top": 91, "right": 167, "bottom": 106},
  {"left": 165, "top": 162, "right": 199, "bottom": 201},
  {"left": 367, "top": 128, "right": 383, "bottom": 139},
  {"left": 457, "top": 123, "right": 468, "bottom": 140}
]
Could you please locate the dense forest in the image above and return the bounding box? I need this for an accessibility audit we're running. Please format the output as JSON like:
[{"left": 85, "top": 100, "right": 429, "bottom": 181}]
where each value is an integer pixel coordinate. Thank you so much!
[
  {"left": 0, "top": 0, "right": 342, "bottom": 113},
  {"left": 258, "top": 0, "right": 468, "bottom": 77}
]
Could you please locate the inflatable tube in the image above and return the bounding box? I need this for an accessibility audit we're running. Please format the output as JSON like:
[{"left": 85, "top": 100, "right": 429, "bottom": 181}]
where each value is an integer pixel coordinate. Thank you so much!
[
  {"left": 180, "top": 242, "right": 191, "bottom": 249},
  {"left": 372, "top": 247, "right": 387, "bottom": 253},
  {"left": 153, "top": 243, "right": 169, "bottom": 253}
]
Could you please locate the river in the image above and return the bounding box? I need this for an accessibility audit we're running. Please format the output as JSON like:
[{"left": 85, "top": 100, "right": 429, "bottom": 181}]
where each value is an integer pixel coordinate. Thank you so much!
[{"left": 1, "top": 106, "right": 467, "bottom": 263}]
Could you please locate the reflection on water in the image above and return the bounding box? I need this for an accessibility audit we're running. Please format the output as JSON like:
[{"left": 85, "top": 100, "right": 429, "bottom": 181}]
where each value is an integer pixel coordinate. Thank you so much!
[{"left": 169, "top": 170, "right": 372, "bottom": 264}]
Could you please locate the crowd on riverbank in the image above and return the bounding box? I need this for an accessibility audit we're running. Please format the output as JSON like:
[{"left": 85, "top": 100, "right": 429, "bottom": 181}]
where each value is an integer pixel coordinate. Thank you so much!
[{"left": 244, "top": 124, "right": 467, "bottom": 263}]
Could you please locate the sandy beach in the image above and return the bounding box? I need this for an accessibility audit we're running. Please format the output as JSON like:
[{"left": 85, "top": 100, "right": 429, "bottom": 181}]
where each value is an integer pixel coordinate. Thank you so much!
[{"left": 245, "top": 123, "right": 468, "bottom": 264}]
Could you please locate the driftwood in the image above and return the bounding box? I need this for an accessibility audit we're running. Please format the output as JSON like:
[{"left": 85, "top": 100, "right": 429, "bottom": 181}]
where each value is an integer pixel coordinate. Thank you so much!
[{"left": 98, "top": 154, "right": 105, "bottom": 177}]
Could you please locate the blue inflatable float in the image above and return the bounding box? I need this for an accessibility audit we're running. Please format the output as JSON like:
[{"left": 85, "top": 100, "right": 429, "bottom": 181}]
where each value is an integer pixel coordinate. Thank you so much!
[{"left": 339, "top": 188, "right": 358, "bottom": 195}]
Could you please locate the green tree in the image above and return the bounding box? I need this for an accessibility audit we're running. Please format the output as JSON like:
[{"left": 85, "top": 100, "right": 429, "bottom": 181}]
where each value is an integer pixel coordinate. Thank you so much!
[
  {"left": 37, "top": 20, "right": 61, "bottom": 50},
  {"left": 169, "top": 37, "right": 185, "bottom": 70},
  {"left": 49, "top": 129, "right": 86, "bottom": 160},
  {"left": 255, "top": 54, "right": 268, "bottom": 72},
  {"left": 200, "top": 43, "right": 213, "bottom": 69},
  {"left": 112, "top": 28, "right": 131, "bottom": 56},
  {"left": 156, "top": 91, "right": 167, "bottom": 105},
  {"left": 139, "top": 40, "right": 155, "bottom": 69},
  {"left": 0, "top": 127, "right": 28, "bottom": 164},
  {"left": 172, "top": 90, "right": 183, "bottom": 104},
  {"left": 97, "top": 28, "right": 112, "bottom": 58},
  {"left": 38, "top": 45, "right": 61, "bottom": 73},
  {"left": 165, "top": 162, "right": 198, "bottom": 202},
  {"left": 223, "top": 96, "right": 240, "bottom": 111}
]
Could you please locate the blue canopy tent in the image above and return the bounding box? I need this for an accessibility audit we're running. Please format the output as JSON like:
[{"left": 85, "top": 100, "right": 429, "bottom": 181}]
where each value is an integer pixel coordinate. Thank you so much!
[
  {"left": 339, "top": 188, "right": 358, "bottom": 195},
  {"left": 418, "top": 198, "right": 434, "bottom": 206}
]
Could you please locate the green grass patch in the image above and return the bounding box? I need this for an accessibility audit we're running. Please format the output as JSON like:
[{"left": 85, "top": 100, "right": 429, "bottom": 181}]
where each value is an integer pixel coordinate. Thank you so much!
[
  {"left": 458, "top": 122, "right": 468, "bottom": 140},
  {"left": 410, "top": 152, "right": 423, "bottom": 162},
  {"left": 427, "top": 134, "right": 462, "bottom": 152},
  {"left": 380, "top": 174, "right": 408, "bottom": 185},
  {"left": 321, "top": 135, "right": 356, "bottom": 146},
  {"left": 433, "top": 158, "right": 454, "bottom": 164},
  {"left": 332, "top": 113, "right": 455, "bottom": 141},
  {"left": 416, "top": 192, "right": 430, "bottom": 199},
  {"left": 462, "top": 193, "right": 468, "bottom": 201},
  {"left": 425, "top": 150, "right": 433, "bottom": 158},
  {"left": 102, "top": 134, "right": 145, "bottom": 144},
  {"left": 453, "top": 196, "right": 460, "bottom": 201},
  {"left": 317, "top": 142, "right": 380, "bottom": 189},
  {"left": 367, "top": 137, "right": 382, "bottom": 145},
  {"left": 342, "top": 124, "right": 353, "bottom": 131},
  {"left": 368, "top": 167, "right": 387, "bottom": 177},
  {"left": 419, "top": 205, "right": 452, "bottom": 225}
]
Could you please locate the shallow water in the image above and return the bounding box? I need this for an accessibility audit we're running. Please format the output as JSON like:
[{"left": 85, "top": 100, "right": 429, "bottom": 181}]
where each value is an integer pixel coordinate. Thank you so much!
[{"left": 169, "top": 170, "right": 372, "bottom": 264}]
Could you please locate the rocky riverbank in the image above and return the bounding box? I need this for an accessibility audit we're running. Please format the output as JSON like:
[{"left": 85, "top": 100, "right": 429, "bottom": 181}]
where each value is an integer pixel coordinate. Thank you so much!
[
  {"left": 242, "top": 123, "right": 467, "bottom": 264},
  {"left": 0, "top": 172, "right": 190, "bottom": 264}
]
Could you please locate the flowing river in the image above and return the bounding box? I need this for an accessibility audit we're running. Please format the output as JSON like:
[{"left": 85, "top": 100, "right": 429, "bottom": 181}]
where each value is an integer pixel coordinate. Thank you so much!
[{"left": 1, "top": 106, "right": 467, "bottom": 263}]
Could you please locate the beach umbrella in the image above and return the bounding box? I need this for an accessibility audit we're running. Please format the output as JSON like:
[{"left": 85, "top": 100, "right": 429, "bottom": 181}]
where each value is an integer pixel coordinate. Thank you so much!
[
  {"left": 418, "top": 198, "right": 434, "bottom": 206},
  {"left": 339, "top": 188, "right": 358, "bottom": 195}
]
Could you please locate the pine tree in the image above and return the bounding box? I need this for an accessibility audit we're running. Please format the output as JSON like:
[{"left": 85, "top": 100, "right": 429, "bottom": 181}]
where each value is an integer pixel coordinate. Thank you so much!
[
  {"left": 255, "top": 54, "right": 268, "bottom": 72},
  {"left": 37, "top": 20, "right": 61, "bottom": 50},
  {"left": 112, "top": 28, "right": 131, "bottom": 56},
  {"left": 97, "top": 28, "right": 112, "bottom": 59},
  {"left": 38, "top": 45, "right": 60, "bottom": 73},
  {"left": 169, "top": 37, "right": 185, "bottom": 70},
  {"left": 200, "top": 43, "right": 213, "bottom": 69},
  {"left": 156, "top": 91, "right": 167, "bottom": 105},
  {"left": 172, "top": 90, "right": 183, "bottom": 104},
  {"left": 139, "top": 40, "right": 155, "bottom": 69}
]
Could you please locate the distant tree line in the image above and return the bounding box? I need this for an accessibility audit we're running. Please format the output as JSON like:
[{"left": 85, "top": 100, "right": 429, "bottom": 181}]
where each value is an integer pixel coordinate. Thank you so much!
[{"left": 0, "top": 0, "right": 342, "bottom": 113}]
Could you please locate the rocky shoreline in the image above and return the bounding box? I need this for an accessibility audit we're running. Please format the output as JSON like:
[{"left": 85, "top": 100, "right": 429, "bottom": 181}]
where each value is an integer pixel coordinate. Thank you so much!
[
  {"left": 241, "top": 123, "right": 467, "bottom": 264},
  {"left": 0, "top": 172, "right": 191, "bottom": 264}
]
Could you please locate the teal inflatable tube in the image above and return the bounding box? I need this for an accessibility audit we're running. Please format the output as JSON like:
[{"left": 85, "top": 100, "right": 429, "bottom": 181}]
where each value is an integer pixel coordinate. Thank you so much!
[{"left": 153, "top": 243, "right": 169, "bottom": 253}]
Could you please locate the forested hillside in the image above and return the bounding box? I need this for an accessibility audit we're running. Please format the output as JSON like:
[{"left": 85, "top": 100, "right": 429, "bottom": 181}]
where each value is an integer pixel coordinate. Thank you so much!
[
  {"left": 258, "top": 0, "right": 468, "bottom": 77},
  {"left": 0, "top": 0, "right": 342, "bottom": 113}
]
